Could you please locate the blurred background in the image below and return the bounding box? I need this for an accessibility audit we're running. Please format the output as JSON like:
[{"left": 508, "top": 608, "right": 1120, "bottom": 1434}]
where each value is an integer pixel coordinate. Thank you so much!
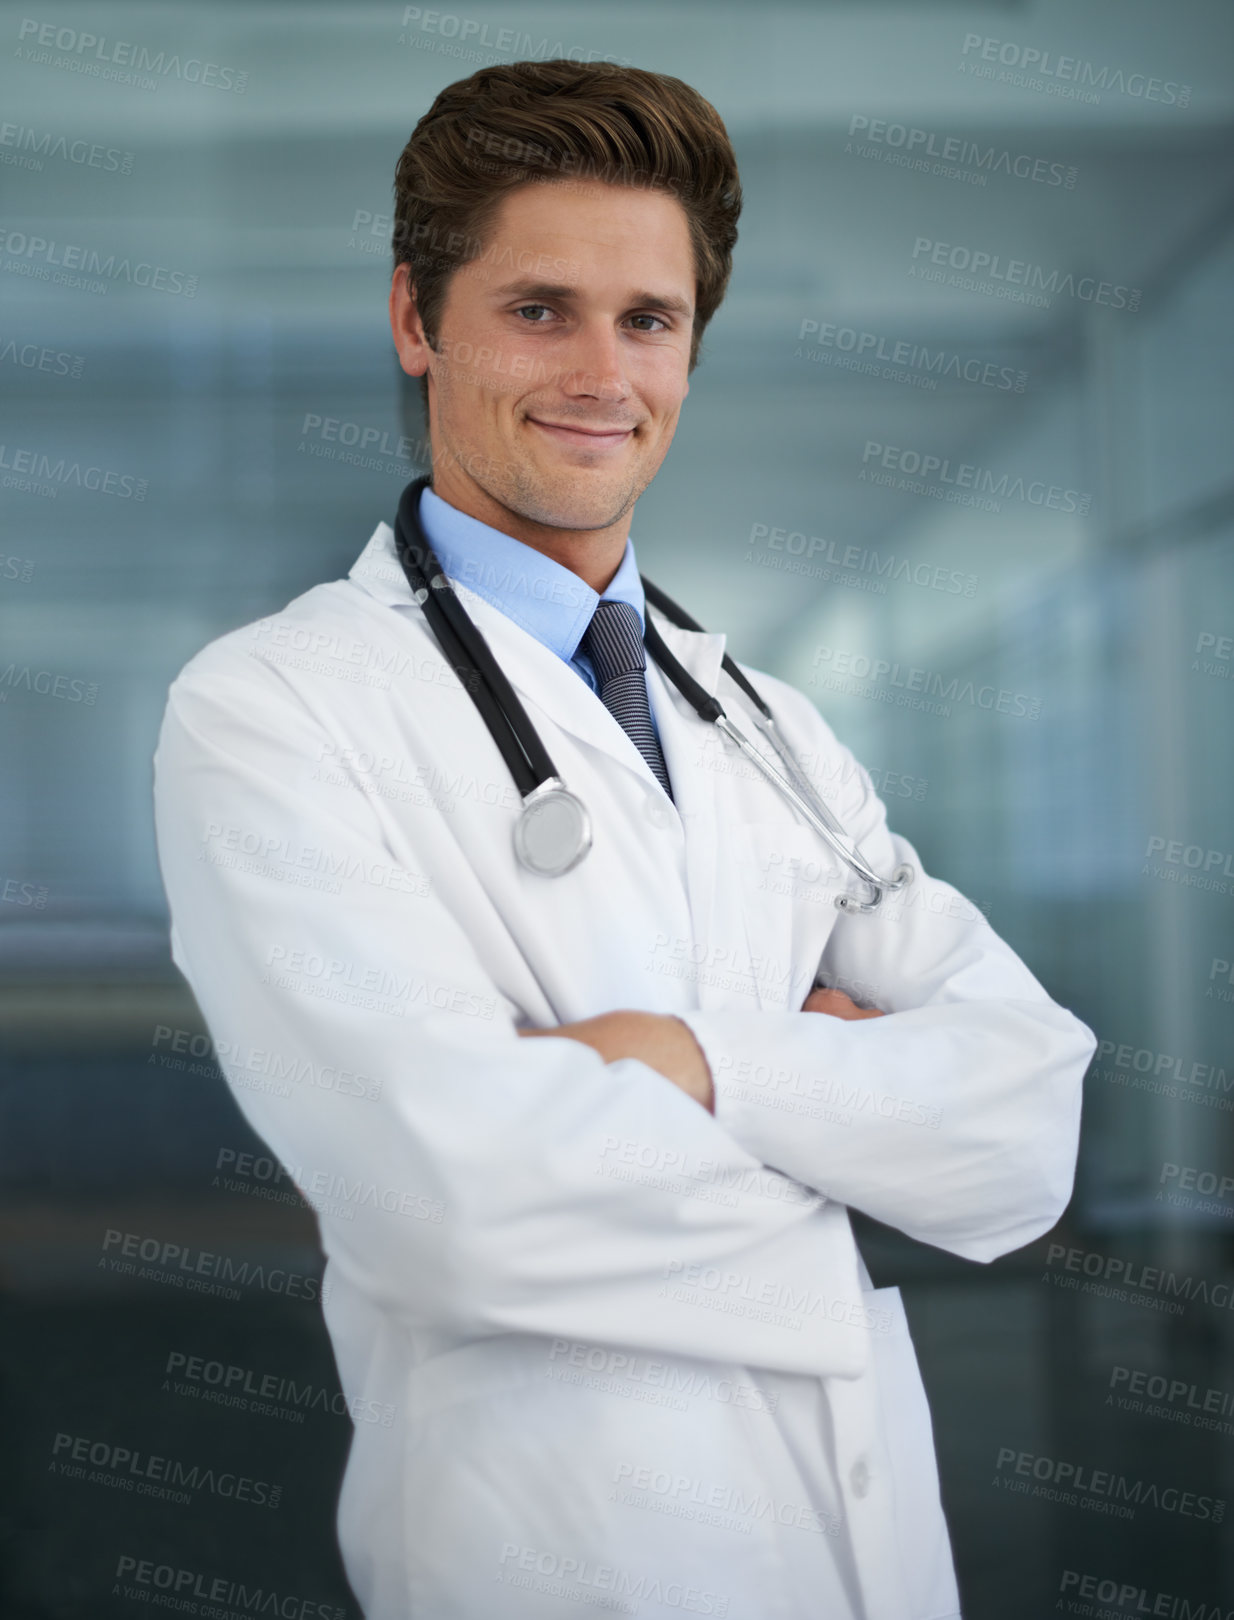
[{"left": 1, "top": 0, "right": 1232, "bottom": 1614}]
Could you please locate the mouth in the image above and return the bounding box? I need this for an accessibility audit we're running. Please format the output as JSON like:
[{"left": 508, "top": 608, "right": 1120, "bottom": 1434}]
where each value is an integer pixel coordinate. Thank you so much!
[{"left": 525, "top": 416, "right": 636, "bottom": 453}]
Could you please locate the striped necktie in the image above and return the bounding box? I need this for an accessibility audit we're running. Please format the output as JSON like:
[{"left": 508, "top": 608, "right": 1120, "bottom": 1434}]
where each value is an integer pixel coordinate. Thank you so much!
[{"left": 578, "top": 600, "right": 673, "bottom": 800}]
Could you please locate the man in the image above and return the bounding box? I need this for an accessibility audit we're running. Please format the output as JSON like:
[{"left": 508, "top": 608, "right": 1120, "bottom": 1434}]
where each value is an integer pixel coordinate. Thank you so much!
[{"left": 153, "top": 59, "right": 1094, "bottom": 1620}]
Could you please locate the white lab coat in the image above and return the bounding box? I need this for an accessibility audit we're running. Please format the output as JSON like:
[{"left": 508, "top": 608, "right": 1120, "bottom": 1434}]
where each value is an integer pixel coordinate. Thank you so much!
[{"left": 152, "top": 516, "right": 1095, "bottom": 1620}]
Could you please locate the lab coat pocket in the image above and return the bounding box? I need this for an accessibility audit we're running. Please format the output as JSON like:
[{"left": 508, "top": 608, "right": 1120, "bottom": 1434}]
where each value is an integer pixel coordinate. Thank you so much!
[
  {"left": 400, "top": 1334, "right": 807, "bottom": 1619},
  {"left": 863, "top": 1286, "right": 962, "bottom": 1620},
  {"left": 735, "top": 819, "right": 843, "bottom": 1010}
]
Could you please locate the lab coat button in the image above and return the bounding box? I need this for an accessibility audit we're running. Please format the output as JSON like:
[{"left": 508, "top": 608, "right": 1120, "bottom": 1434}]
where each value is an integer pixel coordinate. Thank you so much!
[{"left": 849, "top": 1458, "right": 870, "bottom": 1498}]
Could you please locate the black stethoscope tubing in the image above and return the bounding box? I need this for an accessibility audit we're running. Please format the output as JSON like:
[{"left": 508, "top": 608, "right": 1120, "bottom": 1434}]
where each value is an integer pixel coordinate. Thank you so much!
[
  {"left": 394, "top": 474, "right": 772, "bottom": 790},
  {"left": 392, "top": 475, "right": 913, "bottom": 909},
  {"left": 395, "top": 476, "right": 555, "bottom": 797}
]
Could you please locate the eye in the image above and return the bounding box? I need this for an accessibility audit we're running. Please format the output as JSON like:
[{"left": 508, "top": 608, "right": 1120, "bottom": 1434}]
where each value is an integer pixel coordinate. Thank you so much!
[
  {"left": 628, "top": 313, "right": 669, "bottom": 332},
  {"left": 514, "top": 303, "right": 555, "bottom": 322}
]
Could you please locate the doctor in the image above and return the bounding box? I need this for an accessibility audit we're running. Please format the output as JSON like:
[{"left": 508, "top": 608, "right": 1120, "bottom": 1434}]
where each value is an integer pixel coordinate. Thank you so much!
[{"left": 153, "top": 57, "right": 1094, "bottom": 1620}]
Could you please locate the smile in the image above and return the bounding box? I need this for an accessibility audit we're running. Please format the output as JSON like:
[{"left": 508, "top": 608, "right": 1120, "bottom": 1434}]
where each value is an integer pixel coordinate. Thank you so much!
[{"left": 526, "top": 417, "right": 635, "bottom": 452}]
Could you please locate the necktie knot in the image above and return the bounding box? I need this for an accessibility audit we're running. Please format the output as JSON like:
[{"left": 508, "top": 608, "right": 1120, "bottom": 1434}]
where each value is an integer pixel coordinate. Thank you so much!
[{"left": 579, "top": 599, "right": 646, "bottom": 685}]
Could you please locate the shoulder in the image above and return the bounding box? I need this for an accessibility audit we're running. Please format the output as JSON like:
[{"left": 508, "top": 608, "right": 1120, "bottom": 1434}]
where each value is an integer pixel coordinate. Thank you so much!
[{"left": 164, "top": 572, "right": 419, "bottom": 718}]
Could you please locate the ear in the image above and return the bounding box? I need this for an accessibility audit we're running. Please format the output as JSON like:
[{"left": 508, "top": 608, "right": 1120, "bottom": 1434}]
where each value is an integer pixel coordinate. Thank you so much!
[{"left": 389, "top": 264, "right": 432, "bottom": 378}]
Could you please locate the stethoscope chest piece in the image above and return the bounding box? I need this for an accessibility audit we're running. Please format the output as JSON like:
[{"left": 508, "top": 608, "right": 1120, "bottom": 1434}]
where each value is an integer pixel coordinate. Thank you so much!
[
  {"left": 513, "top": 779, "right": 593, "bottom": 877},
  {"left": 395, "top": 476, "right": 912, "bottom": 908}
]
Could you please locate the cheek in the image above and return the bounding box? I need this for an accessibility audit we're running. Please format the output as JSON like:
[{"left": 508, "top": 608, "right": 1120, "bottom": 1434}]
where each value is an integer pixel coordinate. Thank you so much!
[
  {"left": 642, "top": 352, "right": 690, "bottom": 415},
  {"left": 436, "top": 360, "right": 507, "bottom": 428},
  {"left": 642, "top": 384, "right": 687, "bottom": 445}
]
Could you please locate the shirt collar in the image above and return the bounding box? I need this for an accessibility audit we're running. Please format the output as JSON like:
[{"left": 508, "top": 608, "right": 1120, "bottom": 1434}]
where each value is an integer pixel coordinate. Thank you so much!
[{"left": 417, "top": 484, "right": 647, "bottom": 664}]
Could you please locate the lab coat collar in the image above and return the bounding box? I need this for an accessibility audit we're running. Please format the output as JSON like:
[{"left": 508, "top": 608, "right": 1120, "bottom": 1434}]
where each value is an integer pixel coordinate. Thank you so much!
[
  {"left": 348, "top": 518, "right": 728, "bottom": 761},
  {"left": 350, "top": 517, "right": 737, "bottom": 1006}
]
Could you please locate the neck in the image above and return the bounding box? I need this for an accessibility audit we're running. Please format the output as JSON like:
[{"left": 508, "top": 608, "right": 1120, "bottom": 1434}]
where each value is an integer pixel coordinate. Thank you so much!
[{"left": 429, "top": 463, "right": 630, "bottom": 596}]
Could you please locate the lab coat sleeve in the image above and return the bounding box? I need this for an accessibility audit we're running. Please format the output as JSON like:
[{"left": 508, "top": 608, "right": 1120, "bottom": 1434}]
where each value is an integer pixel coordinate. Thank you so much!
[
  {"left": 151, "top": 651, "right": 874, "bottom": 1377},
  {"left": 676, "top": 680, "right": 1096, "bottom": 1265}
]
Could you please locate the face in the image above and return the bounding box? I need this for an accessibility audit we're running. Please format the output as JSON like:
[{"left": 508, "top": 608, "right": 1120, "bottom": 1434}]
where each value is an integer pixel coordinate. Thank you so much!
[{"left": 391, "top": 179, "right": 695, "bottom": 539}]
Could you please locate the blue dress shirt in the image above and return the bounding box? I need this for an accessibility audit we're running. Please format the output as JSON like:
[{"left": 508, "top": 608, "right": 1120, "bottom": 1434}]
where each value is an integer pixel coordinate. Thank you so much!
[{"left": 417, "top": 484, "right": 662, "bottom": 741}]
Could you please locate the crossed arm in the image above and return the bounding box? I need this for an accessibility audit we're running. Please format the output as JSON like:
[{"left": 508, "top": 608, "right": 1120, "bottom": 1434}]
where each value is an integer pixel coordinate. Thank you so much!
[{"left": 517, "top": 987, "right": 884, "bottom": 1113}]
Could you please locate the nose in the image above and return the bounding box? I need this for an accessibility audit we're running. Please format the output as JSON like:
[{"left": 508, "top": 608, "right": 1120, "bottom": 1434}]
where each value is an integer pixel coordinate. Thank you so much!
[{"left": 556, "top": 317, "right": 631, "bottom": 406}]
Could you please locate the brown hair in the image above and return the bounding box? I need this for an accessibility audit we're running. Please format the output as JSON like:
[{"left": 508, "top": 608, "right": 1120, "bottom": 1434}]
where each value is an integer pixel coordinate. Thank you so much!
[{"left": 392, "top": 59, "right": 742, "bottom": 410}]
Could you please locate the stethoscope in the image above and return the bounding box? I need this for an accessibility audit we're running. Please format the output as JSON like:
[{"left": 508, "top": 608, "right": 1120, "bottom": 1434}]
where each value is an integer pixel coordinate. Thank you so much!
[{"left": 393, "top": 476, "right": 913, "bottom": 913}]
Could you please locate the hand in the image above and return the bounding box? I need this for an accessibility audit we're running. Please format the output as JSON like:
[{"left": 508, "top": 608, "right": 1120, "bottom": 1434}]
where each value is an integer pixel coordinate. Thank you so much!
[
  {"left": 518, "top": 1011, "right": 715, "bottom": 1112},
  {"left": 801, "top": 985, "right": 885, "bottom": 1021}
]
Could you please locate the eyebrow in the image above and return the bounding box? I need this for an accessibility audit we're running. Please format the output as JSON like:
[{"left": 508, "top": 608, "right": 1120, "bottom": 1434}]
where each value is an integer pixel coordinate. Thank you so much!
[{"left": 490, "top": 279, "right": 694, "bottom": 317}]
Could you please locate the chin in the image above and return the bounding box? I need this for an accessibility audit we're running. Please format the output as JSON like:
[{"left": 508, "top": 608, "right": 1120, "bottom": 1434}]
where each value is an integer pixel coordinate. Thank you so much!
[{"left": 513, "top": 463, "right": 639, "bottom": 531}]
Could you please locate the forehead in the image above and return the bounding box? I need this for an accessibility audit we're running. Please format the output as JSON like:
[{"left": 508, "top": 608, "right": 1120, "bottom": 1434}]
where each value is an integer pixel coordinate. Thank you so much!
[{"left": 483, "top": 178, "right": 695, "bottom": 279}]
